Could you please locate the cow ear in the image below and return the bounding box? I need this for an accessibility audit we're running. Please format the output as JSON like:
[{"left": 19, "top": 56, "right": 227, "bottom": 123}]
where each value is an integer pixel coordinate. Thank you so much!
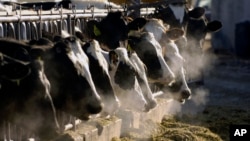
[
  {"left": 166, "top": 28, "right": 184, "bottom": 40},
  {"left": 207, "top": 20, "right": 222, "bottom": 32},
  {"left": 128, "top": 17, "right": 147, "bottom": 31},
  {"left": 188, "top": 7, "right": 205, "bottom": 19}
]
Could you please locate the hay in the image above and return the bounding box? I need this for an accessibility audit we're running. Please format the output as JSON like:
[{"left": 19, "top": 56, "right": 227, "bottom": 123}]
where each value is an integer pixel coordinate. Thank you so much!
[{"left": 118, "top": 115, "right": 222, "bottom": 141}]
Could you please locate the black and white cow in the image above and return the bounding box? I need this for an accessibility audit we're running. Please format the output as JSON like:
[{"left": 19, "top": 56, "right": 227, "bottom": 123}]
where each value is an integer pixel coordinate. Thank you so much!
[
  {"left": 102, "top": 47, "right": 149, "bottom": 112},
  {"left": 0, "top": 39, "right": 59, "bottom": 140},
  {"left": 28, "top": 37, "right": 103, "bottom": 120},
  {"left": 81, "top": 40, "right": 120, "bottom": 116},
  {"left": 128, "top": 31, "right": 176, "bottom": 87},
  {"left": 138, "top": 18, "right": 191, "bottom": 102}
]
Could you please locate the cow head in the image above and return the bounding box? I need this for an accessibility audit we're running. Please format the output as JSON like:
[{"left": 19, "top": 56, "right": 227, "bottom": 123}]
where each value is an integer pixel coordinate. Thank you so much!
[
  {"left": 81, "top": 40, "right": 120, "bottom": 116},
  {"left": 31, "top": 37, "right": 103, "bottom": 120},
  {"left": 128, "top": 32, "right": 176, "bottom": 85},
  {"left": 85, "top": 11, "right": 129, "bottom": 50}
]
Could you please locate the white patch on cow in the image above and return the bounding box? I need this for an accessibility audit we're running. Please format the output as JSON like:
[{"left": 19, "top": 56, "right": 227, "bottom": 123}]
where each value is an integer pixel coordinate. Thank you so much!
[
  {"left": 67, "top": 39, "right": 101, "bottom": 100},
  {"left": 143, "top": 19, "right": 166, "bottom": 41},
  {"left": 130, "top": 52, "right": 155, "bottom": 101},
  {"left": 37, "top": 60, "right": 60, "bottom": 129},
  {"left": 100, "top": 50, "right": 109, "bottom": 63},
  {"left": 114, "top": 47, "right": 135, "bottom": 69},
  {"left": 144, "top": 32, "right": 175, "bottom": 80},
  {"left": 61, "top": 30, "right": 70, "bottom": 38},
  {"left": 162, "top": 41, "right": 190, "bottom": 94},
  {"left": 169, "top": 4, "right": 185, "bottom": 23},
  {"left": 87, "top": 40, "right": 109, "bottom": 76},
  {"left": 164, "top": 41, "right": 184, "bottom": 66}
]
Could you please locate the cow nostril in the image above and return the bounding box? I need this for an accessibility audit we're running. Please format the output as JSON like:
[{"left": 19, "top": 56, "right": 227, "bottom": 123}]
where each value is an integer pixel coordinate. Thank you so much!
[
  {"left": 181, "top": 89, "right": 191, "bottom": 99},
  {"left": 86, "top": 102, "right": 103, "bottom": 114}
]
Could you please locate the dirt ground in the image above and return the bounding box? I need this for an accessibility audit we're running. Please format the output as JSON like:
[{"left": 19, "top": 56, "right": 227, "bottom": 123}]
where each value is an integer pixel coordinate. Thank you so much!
[
  {"left": 114, "top": 43, "right": 250, "bottom": 141},
  {"left": 179, "top": 53, "right": 250, "bottom": 141}
]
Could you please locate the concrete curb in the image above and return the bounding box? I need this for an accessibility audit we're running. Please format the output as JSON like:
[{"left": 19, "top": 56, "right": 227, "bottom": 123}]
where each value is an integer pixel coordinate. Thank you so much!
[{"left": 54, "top": 98, "right": 172, "bottom": 141}]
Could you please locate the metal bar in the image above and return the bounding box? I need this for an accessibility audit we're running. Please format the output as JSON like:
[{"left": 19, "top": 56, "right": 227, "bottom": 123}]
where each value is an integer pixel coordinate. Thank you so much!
[
  {"left": 0, "top": 5, "right": 159, "bottom": 23},
  {"left": 127, "top": 0, "right": 186, "bottom": 10}
]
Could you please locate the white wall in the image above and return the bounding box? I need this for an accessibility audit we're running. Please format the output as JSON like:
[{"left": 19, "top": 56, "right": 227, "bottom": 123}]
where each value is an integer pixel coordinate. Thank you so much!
[{"left": 211, "top": 0, "right": 250, "bottom": 53}]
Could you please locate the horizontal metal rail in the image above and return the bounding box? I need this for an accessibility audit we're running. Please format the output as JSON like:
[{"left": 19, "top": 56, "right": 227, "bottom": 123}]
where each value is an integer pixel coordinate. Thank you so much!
[
  {"left": 0, "top": 8, "right": 155, "bottom": 22},
  {"left": 0, "top": 0, "right": 186, "bottom": 23}
]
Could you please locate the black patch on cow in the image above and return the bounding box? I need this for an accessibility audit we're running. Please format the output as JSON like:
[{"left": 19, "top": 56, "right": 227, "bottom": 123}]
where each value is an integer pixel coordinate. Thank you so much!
[
  {"left": 128, "top": 35, "right": 163, "bottom": 79},
  {"left": 128, "top": 17, "right": 147, "bottom": 31},
  {"left": 207, "top": 20, "right": 222, "bottom": 32},
  {"left": 188, "top": 7, "right": 205, "bottom": 19},
  {"left": 115, "top": 62, "right": 136, "bottom": 90}
]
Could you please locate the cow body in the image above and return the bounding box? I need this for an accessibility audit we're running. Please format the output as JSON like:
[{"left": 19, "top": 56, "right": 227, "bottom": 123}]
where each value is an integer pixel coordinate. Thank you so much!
[{"left": 0, "top": 39, "right": 59, "bottom": 140}]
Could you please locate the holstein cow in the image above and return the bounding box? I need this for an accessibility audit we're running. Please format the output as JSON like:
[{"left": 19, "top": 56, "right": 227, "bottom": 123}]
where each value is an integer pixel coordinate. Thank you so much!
[
  {"left": 0, "top": 40, "right": 59, "bottom": 140},
  {"left": 61, "top": 28, "right": 121, "bottom": 117},
  {"left": 138, "top": 18, "right": 191, "bottom": 103},
  {"left": 127, "top": 31, "right": 176, "bottom": 89},
  {"left": 28, "top": 37, "right": 103, "bottom": 120},
  {"left": 81, "top": 40, "right": 120, "bottom": 117},
  {"left": 100, "top": 45, "right": 157, "bottom": 111},
  {"left": 102, "top": 47, "right": 148, "bottom": 112}
]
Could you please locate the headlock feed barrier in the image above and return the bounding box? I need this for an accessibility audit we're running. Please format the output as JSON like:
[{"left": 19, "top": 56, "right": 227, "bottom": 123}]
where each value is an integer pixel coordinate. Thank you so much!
[{"left": 0, "top": 0, "right": 185, "bottom": 140}]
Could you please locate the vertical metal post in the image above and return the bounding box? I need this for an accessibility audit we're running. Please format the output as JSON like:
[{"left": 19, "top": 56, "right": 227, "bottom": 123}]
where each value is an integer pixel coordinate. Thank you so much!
[
  {"left": 17, "top": 6, "right": 22, "bottom": 40},
  {"left": 58, "top": 5, "right": 63, "bottom": 35},
  {"left": 0, "top": 23, "right": 4, "bottom": 38},
  {"left": 38, "top": 5, "right": 43, "bottom": 39},
  {"left": 71, "top": 5, "right": 76, "bottom": 35},
  {"left": 67, "top": 14, "right": 72, "bottom": 35}
]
